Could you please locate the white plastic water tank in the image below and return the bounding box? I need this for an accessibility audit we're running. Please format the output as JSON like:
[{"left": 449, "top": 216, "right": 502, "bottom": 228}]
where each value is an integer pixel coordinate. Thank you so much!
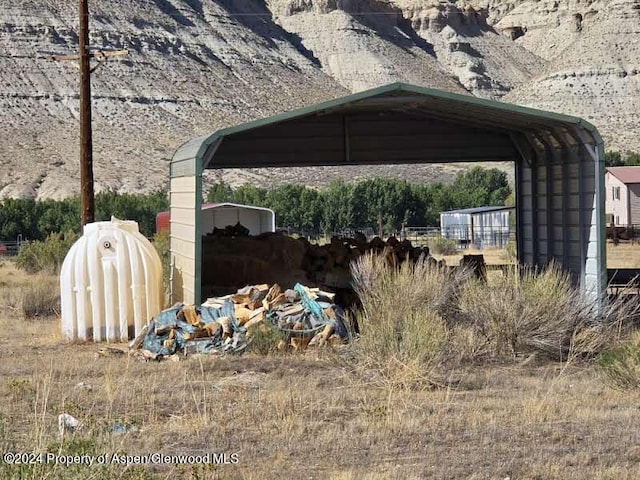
[{"left": 60, "top": 217, "right": 163, "bottom": 342}]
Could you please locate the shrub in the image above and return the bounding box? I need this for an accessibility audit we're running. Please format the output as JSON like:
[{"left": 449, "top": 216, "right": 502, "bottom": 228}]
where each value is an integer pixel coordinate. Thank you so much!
[
  {"left": 350, "top": 251, "right": 469, "bottom": 387},
  {"left": 503, "top": 239, "right": 517, "bottom": 262},
  {"left": 351, "top": 251, "right": 636, "bottom": 376},
  {"left": 16, "top": 231, "right": 77, "bottom": 274},
  {"left": 246, "top": 323, "right": 287, "bottom": 355},
  {"left": 457, "top": 263, "right": 639, "bottom": 360},
  {"left": 596, "top": 340, "right": 640, "bottom": 390},
  {"left": 20, "top": 277, "right": 60, "bottom": 318},
  {"left": 428, "top": 236, "right": 459, "bottom": 255},
  {"left": 152, "top": 231, "right": 170, "bottom": 304}
]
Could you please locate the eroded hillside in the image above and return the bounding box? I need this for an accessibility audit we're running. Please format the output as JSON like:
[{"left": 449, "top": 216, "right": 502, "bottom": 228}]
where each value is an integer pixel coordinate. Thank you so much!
[{"left": 0, "top": 0, "right": 636, "bottom": 199}]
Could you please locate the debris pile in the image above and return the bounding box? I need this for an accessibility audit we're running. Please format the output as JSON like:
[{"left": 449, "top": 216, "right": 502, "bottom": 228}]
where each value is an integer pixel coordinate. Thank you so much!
[{"left": 132, "top": 283, "right": 348, "bottom": 360}]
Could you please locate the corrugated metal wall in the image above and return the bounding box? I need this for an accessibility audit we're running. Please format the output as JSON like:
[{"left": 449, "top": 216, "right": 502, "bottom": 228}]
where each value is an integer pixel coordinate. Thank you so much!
[
  {"left": 440, "top": 212, "right": 471, "bottom": 240},
  {"left": 471, "top": 211, "right": 511, "bottom": 248},
  {"left": 515, "top": 129, "right": 605, "bottom": 296}
]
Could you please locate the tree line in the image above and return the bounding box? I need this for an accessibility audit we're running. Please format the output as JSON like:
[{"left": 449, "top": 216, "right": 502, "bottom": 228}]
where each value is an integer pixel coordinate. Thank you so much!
[
  {"left": 605, "top": 150, "right": 640, "bottom": 167},
  {"left": 0, "top": 167, "right": 511, "bottom": 242},
  {"left": 206, "top": 167, "right": 511, "bottom": 234},
  {"left": 0, "top": 191, "right": 168, "bottom": 241}
]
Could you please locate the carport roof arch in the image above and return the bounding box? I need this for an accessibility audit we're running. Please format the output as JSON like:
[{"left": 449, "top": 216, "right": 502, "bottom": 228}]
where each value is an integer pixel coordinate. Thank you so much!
[{"left": 171, "top": 82, "right": 603, "bottom": 176}]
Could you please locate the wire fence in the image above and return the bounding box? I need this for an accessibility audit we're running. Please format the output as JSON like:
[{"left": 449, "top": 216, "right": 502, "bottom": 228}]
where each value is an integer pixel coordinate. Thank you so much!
[
  {"left": 401, "top": 225, "right": 515, "bottom": 249},
  {"left": 0, "top": 240, "right": 24, "bottom": 257},
  {"left": 607, "top": 225, "right": 640, "bottom": 244},
  {"left": 272, "top": 225, "right": 517, "bottom": 250}
]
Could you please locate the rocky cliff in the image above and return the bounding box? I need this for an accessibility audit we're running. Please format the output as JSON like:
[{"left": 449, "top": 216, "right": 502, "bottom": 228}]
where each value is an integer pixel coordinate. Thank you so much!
[
  {"left": 503, "top": 0, "right": 640, "bottom": 152},
  {"left": 0, "top": 0, "right": 637, "bottom": 199},
  {"left": 0, "top": 0, "right": 350, "bottom": 199}
]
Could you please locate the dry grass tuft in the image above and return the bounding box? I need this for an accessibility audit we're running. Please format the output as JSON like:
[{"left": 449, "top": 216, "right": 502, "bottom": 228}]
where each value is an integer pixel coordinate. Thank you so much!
[
  {"left": 595, "top": 331, "right": 640, "bottom": 390},
  {"left": 458, "top": 263, "right": 639, "bottom": 361},
  {"left": 0, "top": 262, "right": 60, "bottom": 319},
  {"left": 351, "top": 253, "right": 639, "bottom": 386},
  {"left": 19, "top": 278, "right": 60, "bottom": 319}
]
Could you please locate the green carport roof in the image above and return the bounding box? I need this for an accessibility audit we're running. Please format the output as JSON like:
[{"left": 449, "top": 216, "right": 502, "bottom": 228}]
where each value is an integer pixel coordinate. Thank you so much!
[{"left": 171, "top": 82, "right": 603, "bottom": 177}]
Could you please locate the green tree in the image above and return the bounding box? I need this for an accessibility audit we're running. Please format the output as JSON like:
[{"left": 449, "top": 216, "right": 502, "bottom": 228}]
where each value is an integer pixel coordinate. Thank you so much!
[
  {"left": 449, "top": 167, "right": 511, "bottom": 208},
  {"left": 625, "top": 151, "right": 640, "bottom": 166},
  {"left": 35, "top": 197, "right": 81, "bottom": 237},
  {"left": 229, "top": 185, "right": 267, "bottom": 206},
  {"left": 351, "top": 178, "right": 422, "bottom": 233},
  {"left": 0, "top": 198, "right": 39, "bottom": 240},
  {"left": 206, "top": 182, "right": 233, "bottom": 203},
  {"left": 605, "top": 151, "right": 624, "bottom": 167},
  {"left": 320, "top": 180, "right": 354, "bottom": 233},
  {"left": 95, "top": 190, "right": 168, "bottom": 237},
  {"left": 266, "top": 184, "right": 322, "bottom": 231}
]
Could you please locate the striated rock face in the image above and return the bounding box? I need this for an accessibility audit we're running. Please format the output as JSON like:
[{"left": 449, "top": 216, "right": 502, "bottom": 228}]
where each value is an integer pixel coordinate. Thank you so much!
[
  {"left": 267, "top": 0, "right": 467, "bottom": 93},
  {"left": 393, "top": 0, "right": 546, "bottom": 97},
  {"left": 0, "top": 0, "right": 347, "bottom": 199},
  {"left": 0, "top": 0, "right": 638, "bottom": 200},
  {"left": 268, "top": 0, "right": 545, "bottom": 97},
  {"left": 504, "top": 0, "right": 640, "bottom": 152},
  {"left": 478, "top": 0, "right": 608, "bottom": 60}
]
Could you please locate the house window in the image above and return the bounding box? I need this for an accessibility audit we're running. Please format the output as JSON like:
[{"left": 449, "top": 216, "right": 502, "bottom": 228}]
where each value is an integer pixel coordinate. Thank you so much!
[
  {"left": 613, "top": 186, "right": 621, "bottom": 200},
  {"left": 616, "top": 216, "right": 620, "bottom": 225}
]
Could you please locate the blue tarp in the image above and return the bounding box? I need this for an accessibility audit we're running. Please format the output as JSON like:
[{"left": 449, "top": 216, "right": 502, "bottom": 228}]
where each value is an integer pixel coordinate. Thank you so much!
[{"left": 140, "top": 283, "right": 348, "bottom": 357}]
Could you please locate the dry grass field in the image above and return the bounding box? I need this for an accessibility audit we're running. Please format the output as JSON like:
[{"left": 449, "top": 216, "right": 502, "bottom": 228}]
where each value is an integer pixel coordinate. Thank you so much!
[{"left": 2, "top": 246, "right": 640, "bottom": 479}]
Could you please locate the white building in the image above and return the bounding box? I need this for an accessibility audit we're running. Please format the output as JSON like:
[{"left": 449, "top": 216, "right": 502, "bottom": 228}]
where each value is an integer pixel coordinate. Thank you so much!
[
  {"left": 440, "top": 206, "right": 514, "bottom": 249},
  {"left": 605, "top": 167, "right": 640, "bottom": 226}
]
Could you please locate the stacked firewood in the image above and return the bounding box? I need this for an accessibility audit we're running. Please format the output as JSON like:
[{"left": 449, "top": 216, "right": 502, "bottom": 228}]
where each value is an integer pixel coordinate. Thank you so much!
[
  {"left": 201, "top": 227, "right": 433, "bottom": 293},
  {"left": 301, "top": 234, "right": 431, "bottom": 288}
]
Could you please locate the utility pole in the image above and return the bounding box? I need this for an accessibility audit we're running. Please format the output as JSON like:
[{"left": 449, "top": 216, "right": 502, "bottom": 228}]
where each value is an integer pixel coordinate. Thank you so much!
[
  {"left": 48, "top": 4, "right": 128, "bottom": 226},
  {"left": 79, "top": 0, "right": 93, "bottom": 226}
]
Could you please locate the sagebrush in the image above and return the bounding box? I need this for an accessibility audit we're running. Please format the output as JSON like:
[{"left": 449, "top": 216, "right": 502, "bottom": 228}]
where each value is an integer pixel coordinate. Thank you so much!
[
  {"left": 16, "top": 231, "right": 77, "bottom": 274},
  {"left": 351, "top": 252, "right": 638, "bottom": 387}
]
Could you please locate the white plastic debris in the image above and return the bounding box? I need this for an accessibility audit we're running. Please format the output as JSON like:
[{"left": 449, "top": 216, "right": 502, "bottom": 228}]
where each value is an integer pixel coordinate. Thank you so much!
[
  {"left": 73, "top": 382, "right": 93, "bottom": 391},
  {"left": 58, "top": 413, "right": 82, "bottom": 437}
]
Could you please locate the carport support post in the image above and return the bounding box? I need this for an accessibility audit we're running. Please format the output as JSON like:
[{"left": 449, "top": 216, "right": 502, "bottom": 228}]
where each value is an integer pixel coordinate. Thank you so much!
[
  {"left": 572, "top": 127, "right": 607, "bottom": 303},
  {"left": 578, "top": 146, "right": 586, "bottom": 288}
]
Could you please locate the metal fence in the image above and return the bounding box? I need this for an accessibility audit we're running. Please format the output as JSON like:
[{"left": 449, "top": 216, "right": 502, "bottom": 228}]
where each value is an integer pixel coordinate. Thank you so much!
[
  {"left": 277, "top": 225, "right": 516, "bottom": 250},
  {"left": 0, "top": 240, "right": 24, "bottom": 257},
  {"left": 278, "top": 227, "right": 376, "bottom": 241},
  {"left": 401, "top": 225, "right": 515, "bottom": 250},
  {"left": 441, "top": 224, "right": 513, "bottom": 249},
  {"left": 399, "top": 227, "right": 440, "bottom": 246}
]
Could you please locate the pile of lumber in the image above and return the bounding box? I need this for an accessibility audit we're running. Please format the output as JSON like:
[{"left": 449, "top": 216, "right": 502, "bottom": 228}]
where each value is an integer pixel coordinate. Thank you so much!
[
  {"left": 204, "top": 282, "right": 347, "bottom": 351},
  {"left": 132, "top": 282, "right": 347, "bottom": 360}
]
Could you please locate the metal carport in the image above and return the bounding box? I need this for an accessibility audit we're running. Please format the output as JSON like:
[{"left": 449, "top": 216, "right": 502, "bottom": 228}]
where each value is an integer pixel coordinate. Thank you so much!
[{"left": 170, "top": 82, "right": 606, "bottom": 305}]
